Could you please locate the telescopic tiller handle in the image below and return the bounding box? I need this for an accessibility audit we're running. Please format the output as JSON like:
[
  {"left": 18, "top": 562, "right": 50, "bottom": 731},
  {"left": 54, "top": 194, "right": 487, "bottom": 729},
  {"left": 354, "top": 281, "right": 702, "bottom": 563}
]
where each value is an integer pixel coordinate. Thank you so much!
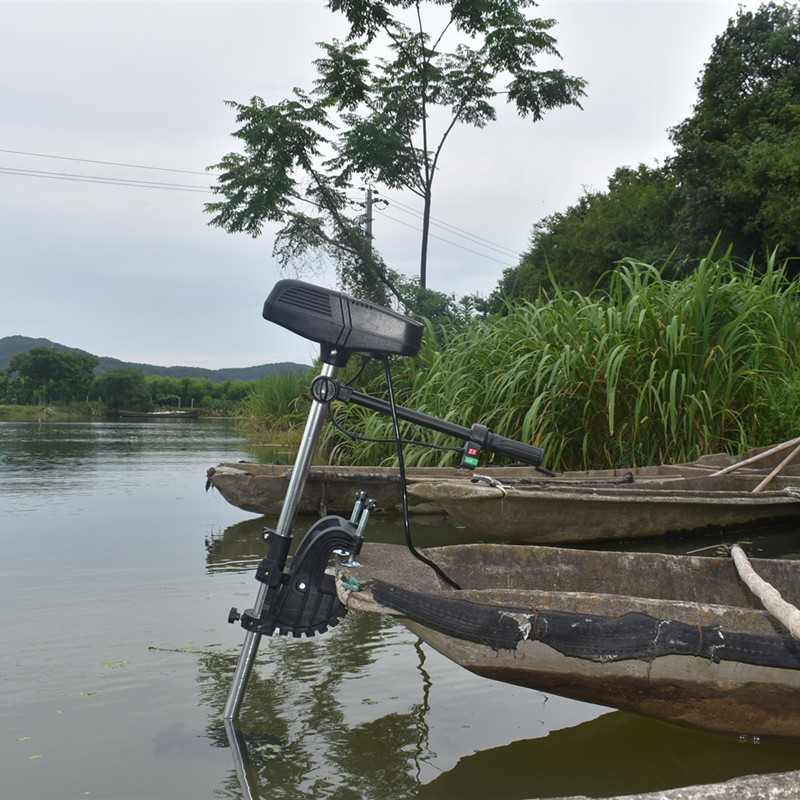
[
  {"left": 334, "top": 386, "right": 545, "bottom": 468},
  {"left": 483, "top": 429, "right": 544, "bottom": 466}
]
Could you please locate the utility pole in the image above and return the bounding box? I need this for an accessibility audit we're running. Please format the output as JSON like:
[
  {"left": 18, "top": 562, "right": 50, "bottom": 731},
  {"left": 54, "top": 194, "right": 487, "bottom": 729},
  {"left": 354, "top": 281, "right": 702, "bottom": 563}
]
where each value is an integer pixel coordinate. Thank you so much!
[
  {"left": 365, "top": 186, "right": 375, "bottom": 241},
  {"left": 355, "top": 186, "right": 396, "bottom": 304},
  {"left": 362, "top": 185, "right": 388, "bottom": 241}
]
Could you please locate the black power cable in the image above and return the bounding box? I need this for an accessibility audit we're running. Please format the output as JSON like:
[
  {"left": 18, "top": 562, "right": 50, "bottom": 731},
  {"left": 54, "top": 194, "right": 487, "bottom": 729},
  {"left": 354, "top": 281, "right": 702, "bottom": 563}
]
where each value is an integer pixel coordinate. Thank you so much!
[
  {"left": 326, "top": 404, "right": 463, "bottom": 454},
  {"left": 380, "top": 356, "right": 461, "bottom": 591}
]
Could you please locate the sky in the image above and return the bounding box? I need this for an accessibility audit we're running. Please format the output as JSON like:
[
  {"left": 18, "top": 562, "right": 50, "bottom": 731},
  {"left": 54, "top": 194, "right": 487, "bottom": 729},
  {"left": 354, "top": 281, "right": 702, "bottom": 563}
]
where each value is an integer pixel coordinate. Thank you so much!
[{"left": 2, "top": 0, "right": 766, "bottom": 369}]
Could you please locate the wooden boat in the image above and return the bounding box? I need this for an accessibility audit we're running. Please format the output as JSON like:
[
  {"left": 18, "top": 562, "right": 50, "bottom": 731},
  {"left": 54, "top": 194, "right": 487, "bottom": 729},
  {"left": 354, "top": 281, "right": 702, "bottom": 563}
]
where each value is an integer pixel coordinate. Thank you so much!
[
  {"left": 336, "top": 541, "right": 800, "bottom": 741},
  {"left": 407, "top": 470, "right": 800, "bottom": 544},
  {"left": 205, "top": 459, "right": 711, "bottom": 518},
  {"left": 118, "top": 409, "right": 201, "bottom": 419},
  {"left": 207, "top": 445, "right": 800, "bottom": 538},
  {"left": 206, "top": 462, "right": 461, "bottom": 517}
]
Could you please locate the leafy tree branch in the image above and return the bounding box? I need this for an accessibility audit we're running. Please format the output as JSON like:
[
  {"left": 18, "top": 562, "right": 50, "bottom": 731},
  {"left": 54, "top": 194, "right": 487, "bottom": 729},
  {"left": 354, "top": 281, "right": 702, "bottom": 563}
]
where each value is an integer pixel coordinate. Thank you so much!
[{"left": 206, "top": 0, "right": 584, "bottom": 301}]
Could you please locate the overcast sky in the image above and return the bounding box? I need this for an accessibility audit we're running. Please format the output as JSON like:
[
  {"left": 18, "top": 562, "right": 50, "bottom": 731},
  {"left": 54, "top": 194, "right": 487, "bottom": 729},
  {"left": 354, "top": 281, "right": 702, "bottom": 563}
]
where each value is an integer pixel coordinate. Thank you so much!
[{"left": 2, "top": 0, "right": 764, "bottom": 369}]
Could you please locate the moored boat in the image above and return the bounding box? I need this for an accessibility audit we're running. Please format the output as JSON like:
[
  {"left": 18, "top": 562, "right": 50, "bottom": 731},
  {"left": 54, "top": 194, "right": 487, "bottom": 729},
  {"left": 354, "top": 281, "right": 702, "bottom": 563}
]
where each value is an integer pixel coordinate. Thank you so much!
[
  {"left": 205, "top": 459, "right": 704, "bottom": 518},
  {"left": 407, "top": 470, "right": 800, "bottom": 543},
  {"left": 118, "top": 409, "right": 202, "bottom": 419},
  {"left": 207, "top": 444, "right": 800, "bottom": 539},
  {"left": 206, "top": 462, "right": 459, "bottom": 516},
  {"left": 336, "top": 541, "right": 800, "bottom": 741}
]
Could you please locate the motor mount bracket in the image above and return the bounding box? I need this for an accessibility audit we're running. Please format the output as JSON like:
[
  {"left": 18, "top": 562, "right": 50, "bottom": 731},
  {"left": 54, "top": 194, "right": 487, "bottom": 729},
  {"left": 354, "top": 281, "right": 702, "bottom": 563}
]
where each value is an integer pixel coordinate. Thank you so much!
[{"left": 237, "top": 515, "right": 363, "bottom": 638}]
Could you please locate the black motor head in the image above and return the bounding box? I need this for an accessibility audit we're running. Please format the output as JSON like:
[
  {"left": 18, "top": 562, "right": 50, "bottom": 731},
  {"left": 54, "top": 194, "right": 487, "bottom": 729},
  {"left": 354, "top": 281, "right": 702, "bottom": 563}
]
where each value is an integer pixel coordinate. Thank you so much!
[{"left": 263, "top": 279, "right": 423, "bottom": 366}]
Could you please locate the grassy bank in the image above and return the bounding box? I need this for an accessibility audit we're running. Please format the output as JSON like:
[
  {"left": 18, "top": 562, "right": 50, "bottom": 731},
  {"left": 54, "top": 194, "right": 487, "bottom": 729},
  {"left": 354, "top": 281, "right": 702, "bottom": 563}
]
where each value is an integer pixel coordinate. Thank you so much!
[
  {"left": 0, "top": 404, "right": 110, "bottom": 421},
  {"left": 322, "top": 254, "right": 800, "bottom": 471},
  {"left": 237, "top": 369, "right": 314, "bottom": 446}
]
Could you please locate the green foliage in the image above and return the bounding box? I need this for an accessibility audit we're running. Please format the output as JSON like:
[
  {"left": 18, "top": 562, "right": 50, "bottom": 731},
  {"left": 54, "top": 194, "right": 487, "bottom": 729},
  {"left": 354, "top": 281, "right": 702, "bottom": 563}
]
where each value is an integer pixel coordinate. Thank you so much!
[
  {"left": 95, "top": 368, "right": 150, "bottom": 410},
  {"left": 0, "top": 343, "right": 297, "bottom": 415},
  {"left": 491, "top": 165, "right": 684, "bottom": 303},
  {"left": 140, "top": 374, "right": 252, "bottom": 413},
  {"left": 0, "top": 341, "right": 299, "bottom": 416},
  {"left": 494, "top": 1, "right": 800, "bottom": 304},
  {"left": 238, "top": 369, "right": 315, "bottom": 442},
  {"left": 206, "top": 0, "right": 585, "bottom": 296},
  {"left": 207, "top": 92, "right": 396, "bottom": 305},
  {"left": 668, "top": 2, "right": 800, "bottom": 265},
  {"left": 325, "top": 254, "right": 800, "bottom": 471},
  {"left": 6, "top": 346, "right": 99, "bottom": 404}
]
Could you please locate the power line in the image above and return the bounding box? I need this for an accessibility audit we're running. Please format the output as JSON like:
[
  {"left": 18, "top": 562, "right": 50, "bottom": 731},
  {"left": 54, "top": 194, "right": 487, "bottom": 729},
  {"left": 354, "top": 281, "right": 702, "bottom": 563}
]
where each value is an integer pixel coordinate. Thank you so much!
[
  {"left": 374, "top": 207, "right": 518, "bottom": 267},
  {"left": 1, "top": 146, "right": 522, "bottom": 265},
  {"left": 0, "top": 148, "right": 216, "bottom": 177},
  {"left": 0, "top": 166, "right": 213, "bottom": 193},
  {"left": 384, "top": 193, "right": 520, "bottom": 258}
]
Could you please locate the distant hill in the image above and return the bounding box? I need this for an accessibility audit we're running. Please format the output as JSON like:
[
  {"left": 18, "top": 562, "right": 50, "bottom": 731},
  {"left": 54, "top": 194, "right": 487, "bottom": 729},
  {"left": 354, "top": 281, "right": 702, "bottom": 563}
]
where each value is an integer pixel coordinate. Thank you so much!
[{"left": 0, "top": 336, "right": 310, "bottom": 383}]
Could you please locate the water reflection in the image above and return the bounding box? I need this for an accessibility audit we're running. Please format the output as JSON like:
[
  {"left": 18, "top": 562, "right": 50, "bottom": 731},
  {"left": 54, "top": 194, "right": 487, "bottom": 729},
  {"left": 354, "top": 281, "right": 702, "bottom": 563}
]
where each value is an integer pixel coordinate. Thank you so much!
[
  {"left": 202, "top": 517, "right": 800, "bottom": 800},
  {"left": 205, "top": 517, "right": 270, "bottom": 573},
  {"left": 198, "top": 617, "right": 800, "bottom": 800},
  {"left": 417, "top": 712, "right": 800, "bottom": 799},
  {"left": 204, "top": 513, "right": 476, "bottom": 575},
  {"left": 198, "top": 614, "right": 429, "bottom": 799},
  {"left": 591, "top": 521, "right": 800, "bottom": 561},
  {"left": 0, "top": 418, "right": 245, "bottom": 500}
]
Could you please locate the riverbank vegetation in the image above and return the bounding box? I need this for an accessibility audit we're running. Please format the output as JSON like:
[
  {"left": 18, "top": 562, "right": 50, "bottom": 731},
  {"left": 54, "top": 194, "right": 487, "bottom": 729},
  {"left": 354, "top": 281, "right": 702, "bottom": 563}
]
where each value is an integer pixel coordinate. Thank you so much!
[
  {"left": 323, "top": 254, "right": 800, "bottom": 471},
  {"left": 7, "top": 255, "right": 800, "bottom": 473},
  {"left": 0, "top": 359, "right": 280, "bottom": 419},
  {"left": 0, "top": 343, "right": 316, "bottom": 438},
  {"left": 237, "top": 370, "right": 314, "bottom": 444},
  {"left": 489, "top": 3, "right": 800, "bottom": 306},
  {"left": 0, "top": 403, "right": 107, "bottom": 421}
]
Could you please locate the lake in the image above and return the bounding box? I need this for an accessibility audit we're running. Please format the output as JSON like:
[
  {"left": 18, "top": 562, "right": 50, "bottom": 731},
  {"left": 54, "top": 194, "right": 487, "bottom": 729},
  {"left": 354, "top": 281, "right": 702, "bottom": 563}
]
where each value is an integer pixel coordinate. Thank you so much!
[{"left": 2, "top": 418, "right": 799, "bottom": 799}]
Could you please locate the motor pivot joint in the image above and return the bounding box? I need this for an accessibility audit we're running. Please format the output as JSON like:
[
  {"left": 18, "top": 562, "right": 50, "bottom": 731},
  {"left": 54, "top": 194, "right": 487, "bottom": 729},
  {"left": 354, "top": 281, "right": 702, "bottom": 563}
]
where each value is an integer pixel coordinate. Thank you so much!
[{"left": 310, "top": 375, "right": 340, "bottom": 404}]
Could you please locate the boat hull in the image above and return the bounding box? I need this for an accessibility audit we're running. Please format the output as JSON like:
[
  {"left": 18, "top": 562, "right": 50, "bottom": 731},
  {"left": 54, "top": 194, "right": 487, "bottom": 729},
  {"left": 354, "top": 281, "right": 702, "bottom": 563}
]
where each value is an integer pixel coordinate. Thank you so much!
[
  {"left": 207, "top": 446, "right": 800, "bottom": 538},
  {"left": 406, "top": 622, "right": 800, "bottom": 742},
  {"left": 407, "top": 475, "right": 800, "bottom": 543},
  {"left": 205, "top": 459, "right": 718, "bottom": 519},
  {"left": 205, "top": 463, "right": 456, "bottom": 516},
  {"left": 337, "top": 542, "right": 800, "bottom": 741}
]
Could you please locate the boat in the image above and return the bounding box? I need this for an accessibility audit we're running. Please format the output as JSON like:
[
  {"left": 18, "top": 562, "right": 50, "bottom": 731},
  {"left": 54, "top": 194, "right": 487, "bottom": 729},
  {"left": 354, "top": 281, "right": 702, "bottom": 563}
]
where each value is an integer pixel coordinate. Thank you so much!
[
  {"left": 118, "top": 409, "right": 202, "bottom": 419},
  {"left": 205, "top": 459, "right": 714, "bottom": 518},
  {"left": 407, "top": 469, "right": 800, "bottom": 544},
  {"left": 336, "top": 540, "right": 800, "bottom": 741},
  {"left": 205, "top": 462, "right": 461, "bottom": 517},
  {"left": 207, "top": 444, "right": 800, "bottom": 538}
]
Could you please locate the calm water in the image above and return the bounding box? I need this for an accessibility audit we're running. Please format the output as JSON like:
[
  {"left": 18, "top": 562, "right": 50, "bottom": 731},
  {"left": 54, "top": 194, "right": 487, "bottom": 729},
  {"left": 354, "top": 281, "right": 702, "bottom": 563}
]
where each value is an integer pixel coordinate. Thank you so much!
[{"left": 2, "top": 419, "right": 800, "bottom": 800}]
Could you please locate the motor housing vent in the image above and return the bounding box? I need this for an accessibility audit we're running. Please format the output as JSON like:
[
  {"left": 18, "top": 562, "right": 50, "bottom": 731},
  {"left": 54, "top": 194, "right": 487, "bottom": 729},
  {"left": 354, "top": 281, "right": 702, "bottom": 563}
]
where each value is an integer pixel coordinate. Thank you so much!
[{"left": 263, "top": 279, "right": 423, "bottom": 366}]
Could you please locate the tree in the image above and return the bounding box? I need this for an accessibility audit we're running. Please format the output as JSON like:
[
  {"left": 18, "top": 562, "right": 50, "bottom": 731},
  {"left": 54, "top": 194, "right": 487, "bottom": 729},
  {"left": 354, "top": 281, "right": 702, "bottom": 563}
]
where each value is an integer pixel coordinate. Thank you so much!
[
  {"left": 489, "top": 164, "right": 682, "bottom": 304},
  {"left": 95, "top": 368, "right": 149, "bottom": 410},
  {"left": 668, "top": 1, "right": 800, "bottom": 266},
  {"left": 488, "top": 1, "right": 800, "bottom": 307},
  {"left": 145, "top": 375, "right": 183, "bottom": 408},
  {"left": 7, "top": 347, "right": 99, "bottom": 403},
  {"left": 206, "top": 0, "right": 585, "bottom": 300}
]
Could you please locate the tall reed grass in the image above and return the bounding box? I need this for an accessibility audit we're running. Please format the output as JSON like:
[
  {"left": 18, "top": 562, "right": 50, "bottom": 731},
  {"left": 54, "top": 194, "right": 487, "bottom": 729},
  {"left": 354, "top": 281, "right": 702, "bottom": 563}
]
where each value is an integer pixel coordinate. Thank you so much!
[
  {"left": 239, "top": 369, "right": 313, "bottom": 444},
  {"left": 324, "top": 254, "right": 800, "bottom": 470}
]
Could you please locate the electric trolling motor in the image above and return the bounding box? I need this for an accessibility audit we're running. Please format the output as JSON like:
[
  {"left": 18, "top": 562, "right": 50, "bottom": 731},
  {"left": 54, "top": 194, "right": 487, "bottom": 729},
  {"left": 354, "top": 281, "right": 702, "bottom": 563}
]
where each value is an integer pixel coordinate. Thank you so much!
[{"left": 223, "top": 279, "right": 544, "bottom": 721}]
